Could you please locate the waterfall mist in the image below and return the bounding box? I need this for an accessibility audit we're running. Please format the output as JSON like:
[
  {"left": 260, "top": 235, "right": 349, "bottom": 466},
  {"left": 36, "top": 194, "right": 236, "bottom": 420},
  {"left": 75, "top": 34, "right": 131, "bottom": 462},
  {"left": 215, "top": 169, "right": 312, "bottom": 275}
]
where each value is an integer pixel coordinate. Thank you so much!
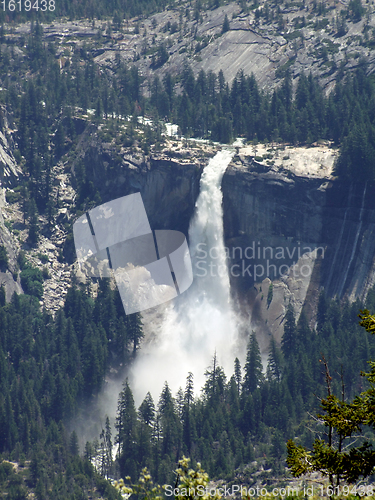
[{"left": 129, "top": 149, "right": 242, "bottom": 404}]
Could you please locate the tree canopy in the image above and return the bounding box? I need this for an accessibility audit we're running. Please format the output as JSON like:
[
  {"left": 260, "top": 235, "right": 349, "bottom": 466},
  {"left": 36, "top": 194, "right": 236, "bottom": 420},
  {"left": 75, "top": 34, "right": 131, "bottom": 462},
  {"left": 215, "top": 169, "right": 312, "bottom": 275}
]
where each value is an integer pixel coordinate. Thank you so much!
[{"left": 287, "top": 309, "right": 375, "bottom": 486}]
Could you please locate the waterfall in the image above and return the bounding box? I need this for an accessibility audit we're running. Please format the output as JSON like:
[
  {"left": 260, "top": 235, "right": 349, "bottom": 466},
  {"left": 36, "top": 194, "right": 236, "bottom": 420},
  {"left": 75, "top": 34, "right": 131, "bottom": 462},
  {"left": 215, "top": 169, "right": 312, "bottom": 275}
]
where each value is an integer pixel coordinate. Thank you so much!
[
  {"left": 338, "top": 182, "right": 367, "bottom": 297},
  {"left": 130, "top": 149, "right": 239, "bottom": 402}
]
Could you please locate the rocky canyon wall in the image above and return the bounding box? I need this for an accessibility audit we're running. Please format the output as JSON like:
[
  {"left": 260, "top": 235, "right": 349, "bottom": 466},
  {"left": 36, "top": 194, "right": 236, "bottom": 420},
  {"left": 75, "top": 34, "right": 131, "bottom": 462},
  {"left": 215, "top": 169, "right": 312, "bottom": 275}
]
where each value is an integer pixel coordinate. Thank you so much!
[{"left": 81, "top": 142, "right": 375, "bottom": 317}]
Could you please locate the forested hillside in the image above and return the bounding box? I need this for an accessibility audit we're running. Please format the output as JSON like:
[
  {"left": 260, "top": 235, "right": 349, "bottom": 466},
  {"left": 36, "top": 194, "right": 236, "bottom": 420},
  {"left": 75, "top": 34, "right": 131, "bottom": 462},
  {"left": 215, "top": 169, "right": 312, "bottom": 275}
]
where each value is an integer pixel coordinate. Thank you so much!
[
  {"left": 2, "top": 20, "right": 375, "bottom": 192},
  {"left": 0, "top": 279, "right": 144, "bottom": 498},
  {"left": 2, "top": 273, "right": 375, "bottom": 496},
  {"left": 103, "top": 289, "right": 375, "bottom": 485},
  {"left": 2, "top": 7, "right": 375, "bottom": 497}
]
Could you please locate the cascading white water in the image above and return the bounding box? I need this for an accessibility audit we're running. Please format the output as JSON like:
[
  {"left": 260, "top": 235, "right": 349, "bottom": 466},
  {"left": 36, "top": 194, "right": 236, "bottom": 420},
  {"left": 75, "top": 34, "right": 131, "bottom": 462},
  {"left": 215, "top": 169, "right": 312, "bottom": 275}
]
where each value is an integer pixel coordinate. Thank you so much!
[{"left": 130, "top": 149, "right": 239, "bottom": 402}]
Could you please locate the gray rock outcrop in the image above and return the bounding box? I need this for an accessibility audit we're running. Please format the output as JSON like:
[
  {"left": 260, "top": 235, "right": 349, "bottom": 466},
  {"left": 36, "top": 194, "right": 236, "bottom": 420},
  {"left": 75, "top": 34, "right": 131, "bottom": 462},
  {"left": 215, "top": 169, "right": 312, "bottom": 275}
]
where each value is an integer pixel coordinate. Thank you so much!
[{"left": 0, "top": 106, "right": 21, "bottom": 187}]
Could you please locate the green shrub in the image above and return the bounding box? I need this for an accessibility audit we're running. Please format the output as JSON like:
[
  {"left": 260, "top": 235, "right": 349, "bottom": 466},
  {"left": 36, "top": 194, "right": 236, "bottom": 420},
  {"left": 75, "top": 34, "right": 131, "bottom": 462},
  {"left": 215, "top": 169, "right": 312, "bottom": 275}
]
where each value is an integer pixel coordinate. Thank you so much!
[
  {"left": 267, "top": 282, "right": 273, "bottom": 307},
  {"left": 0, "top": 245, "right": 8, "bottom": 270},
  {"left": 0, "top": 462, "right": 14, "bottom": 483},
  {"left": 20, "top": 266, "right": 44, "bottom": 299},
  {"left": 37, "top": 253, "right": 49, "bottom": 263},
  {"left": 17, "top": 251, "right": 28, "bottom": 270},
  {"left": 42, "top": 266, "right": 50, "bottom": 280},
  {"left": 5, "top": 191, "right": 21, "bottom": 204}
]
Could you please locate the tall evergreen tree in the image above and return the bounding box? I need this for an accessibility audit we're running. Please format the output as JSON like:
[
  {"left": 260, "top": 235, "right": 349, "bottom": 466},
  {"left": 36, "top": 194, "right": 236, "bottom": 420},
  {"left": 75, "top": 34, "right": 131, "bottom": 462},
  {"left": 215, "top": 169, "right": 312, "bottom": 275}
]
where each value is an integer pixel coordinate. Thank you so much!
[
  {"left": 183, "top": 372, "right": 194, "bottom": 453},
  {"left": 138, "top": 392, "right": 155, "bottom": 427},
  {"left": 69, "top": 430, "right": 79, "bottom": 456},
  {"left": 203, "top": 352, "right": 226, "bottom": 402},
  {"left": 234, "top": 358, "right": 242, "bottom": 395},
  {"left": 27, "top": 198, "right": 39, "bottom": 247},
  {"left": 116, "top": 380, "right": 138, "bottom": 479},
  {"left": 267, "top": 336, "right": 283, "bottom": 382},
  {"left": 222, "top": 14, "right": 230, "bottom": 33},
  {"left": 243, "top": 332, "right": 263, "bottom": 394},
  {"left": 99, "top": 416, "right": 113, "bottom": 477},
  {"left": 127, "top": 313, "right": 144, "bottom": 355},
  {"left": 158, "top": 382, "right": 180, "bottom": 457},
  {"left": 282, "top": 303, "right": 297, "bottom": 359}
]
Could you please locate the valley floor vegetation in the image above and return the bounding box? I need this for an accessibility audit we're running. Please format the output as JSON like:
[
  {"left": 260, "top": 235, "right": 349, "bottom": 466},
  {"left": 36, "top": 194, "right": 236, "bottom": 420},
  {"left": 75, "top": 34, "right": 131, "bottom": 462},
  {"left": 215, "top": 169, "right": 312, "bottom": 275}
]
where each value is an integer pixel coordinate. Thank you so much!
[
  {"left": 89, "top": 293, "right": 375, "bottom": 487},
  {"left": 2, "top": 276, "right": 375, "bottom": 497}
]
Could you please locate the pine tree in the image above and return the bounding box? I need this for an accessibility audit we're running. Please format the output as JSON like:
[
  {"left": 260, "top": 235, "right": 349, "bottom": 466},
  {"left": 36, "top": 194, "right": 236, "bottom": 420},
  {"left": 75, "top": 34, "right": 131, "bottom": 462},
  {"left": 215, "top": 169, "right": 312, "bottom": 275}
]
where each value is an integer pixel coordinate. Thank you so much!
[
  {"left": 138, "top": 392, "right": 155, "bottom": 427},
  {"left": 267, "top": 336, "right": 283, "bottom": 382},
  {"left": 69, "top": 430, "right": 79, "bottom": 455},
  {"left": 222, "top": 14, "right": 230, "bottom": 34},
  {"left": 116, "top": 380, "right": 138, "bottom": 479},
  {"left": 234, "top": 357, "right": 242, "bottom": 395},
  {"left": 27, "top": 198, "right": 39, "bottom": 247},
  {"left": 127, "top": 312, "right": 144, "bottom": 355},
  {"left": 349, "top": 0, "right": 364, "bottom": 22},
  {"left": 243, "top": 332, "right": 263, "bottom": 394},
  {"left": 184, "top": 372, "right": 194, "bottom": 407},
  {"left": 282, "top": 303, "right": 297, "bottom": 358},
  {"left": 297, "top": 309, "right": 311, "bottom": 351},
  {"left": 183, "top": 372, "right": 194, "bottom": 453},
  {"left": 287, "top": 327, "right": 375, "bottom": 486},
  {"left": 203, "top": 352, "right": 226, "bottom": 402},
  {"left": 0, "top": 245, "right": 8, "bottom": 271},
  {"left": 99, "top": 416, "right": 113, "bottom": 477},
  {"left": 158, "top": 382, "right": 180, "bottom": 457}
]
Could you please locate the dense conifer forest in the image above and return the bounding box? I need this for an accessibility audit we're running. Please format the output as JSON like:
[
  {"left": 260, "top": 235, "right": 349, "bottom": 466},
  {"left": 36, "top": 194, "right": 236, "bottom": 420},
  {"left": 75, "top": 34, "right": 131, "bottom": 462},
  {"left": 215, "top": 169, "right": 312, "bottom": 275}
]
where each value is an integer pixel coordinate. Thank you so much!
[
  {"left": 2, "top": 11, "right": 375, "bottom": 497},
  {"left": 2, "top": 21, "right": 375, "bottom": 191},
  {"left": 2, "top": 273, "right": 375, "bottom": 496},
  {"left": 0, "top": 279, "right": 142, "bottom": 498},
  {"left": 105, "top": 289, "right": 375, "bottom": 485}
]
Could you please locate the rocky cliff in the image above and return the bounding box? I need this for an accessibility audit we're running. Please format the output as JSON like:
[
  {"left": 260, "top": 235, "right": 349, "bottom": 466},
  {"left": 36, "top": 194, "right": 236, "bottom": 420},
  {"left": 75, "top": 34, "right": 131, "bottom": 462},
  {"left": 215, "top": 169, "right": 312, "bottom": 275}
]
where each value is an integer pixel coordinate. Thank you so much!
[
  {"left": 77, "top": 134, "right": 208, "bottom": 235},
  {"left": 0, "top": 106, "right": 23, "bottom": 300},
  {"left": 223, "top": 148, "right": 375, "bottom": 302},
  {"left": 222, "top": 145, "right": 375, "bottom": 341},
  {"left": 0, "top": 106, "right": 20, "bottom": 187},
  {"left": 81, "top": 138, "right": 375, "bottom": 316},
  {"left": 6, "top": 0, "right": 375, "bottom": 94},
  {"left": 83, "top": 139, "right": 375, "bottom": 344},
  {"left": 2, "top": 120, "right": 375, "bottom": 343}
]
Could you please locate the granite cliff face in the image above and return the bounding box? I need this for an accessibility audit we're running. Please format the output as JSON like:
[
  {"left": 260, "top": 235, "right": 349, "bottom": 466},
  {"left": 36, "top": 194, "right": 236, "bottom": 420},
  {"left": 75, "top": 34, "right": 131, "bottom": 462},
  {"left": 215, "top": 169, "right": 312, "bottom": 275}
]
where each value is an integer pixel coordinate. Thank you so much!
[
  {"left": 0, "top": 106, "right": 23, "bottom": 300},
  {"left": 79, "top": 141, "right": 375, "bottom": 344},
  {"left": 0, "top": 106, "right": 21, "bottom": 187},
  {"left": 2, "top": 120, "right": 375, "bottom": 339},
  {"left": 77, "top": 137, "right": 208, "bottom": 235},
  {"left": 223, "top": 156, "right": 375, "bottom": 302},
  {"left": 220, "top": 149, "right": 375, "bottom": 342},
  {"left": 82, "top": 140, "right": 375, "bottom": 314},
  {"left": 322, "top": 181, "right": 375, "bottom": 301},
  {"left": 7, "top": 0, "right": 375, "bottom": 96}
]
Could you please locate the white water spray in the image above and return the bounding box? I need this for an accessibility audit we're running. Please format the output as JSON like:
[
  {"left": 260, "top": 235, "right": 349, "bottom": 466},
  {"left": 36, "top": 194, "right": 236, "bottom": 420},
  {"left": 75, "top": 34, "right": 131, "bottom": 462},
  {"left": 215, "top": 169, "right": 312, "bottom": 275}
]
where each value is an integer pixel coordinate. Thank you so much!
[{"left": 130, "top": 149, "right": 239, "bottom": 403}]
